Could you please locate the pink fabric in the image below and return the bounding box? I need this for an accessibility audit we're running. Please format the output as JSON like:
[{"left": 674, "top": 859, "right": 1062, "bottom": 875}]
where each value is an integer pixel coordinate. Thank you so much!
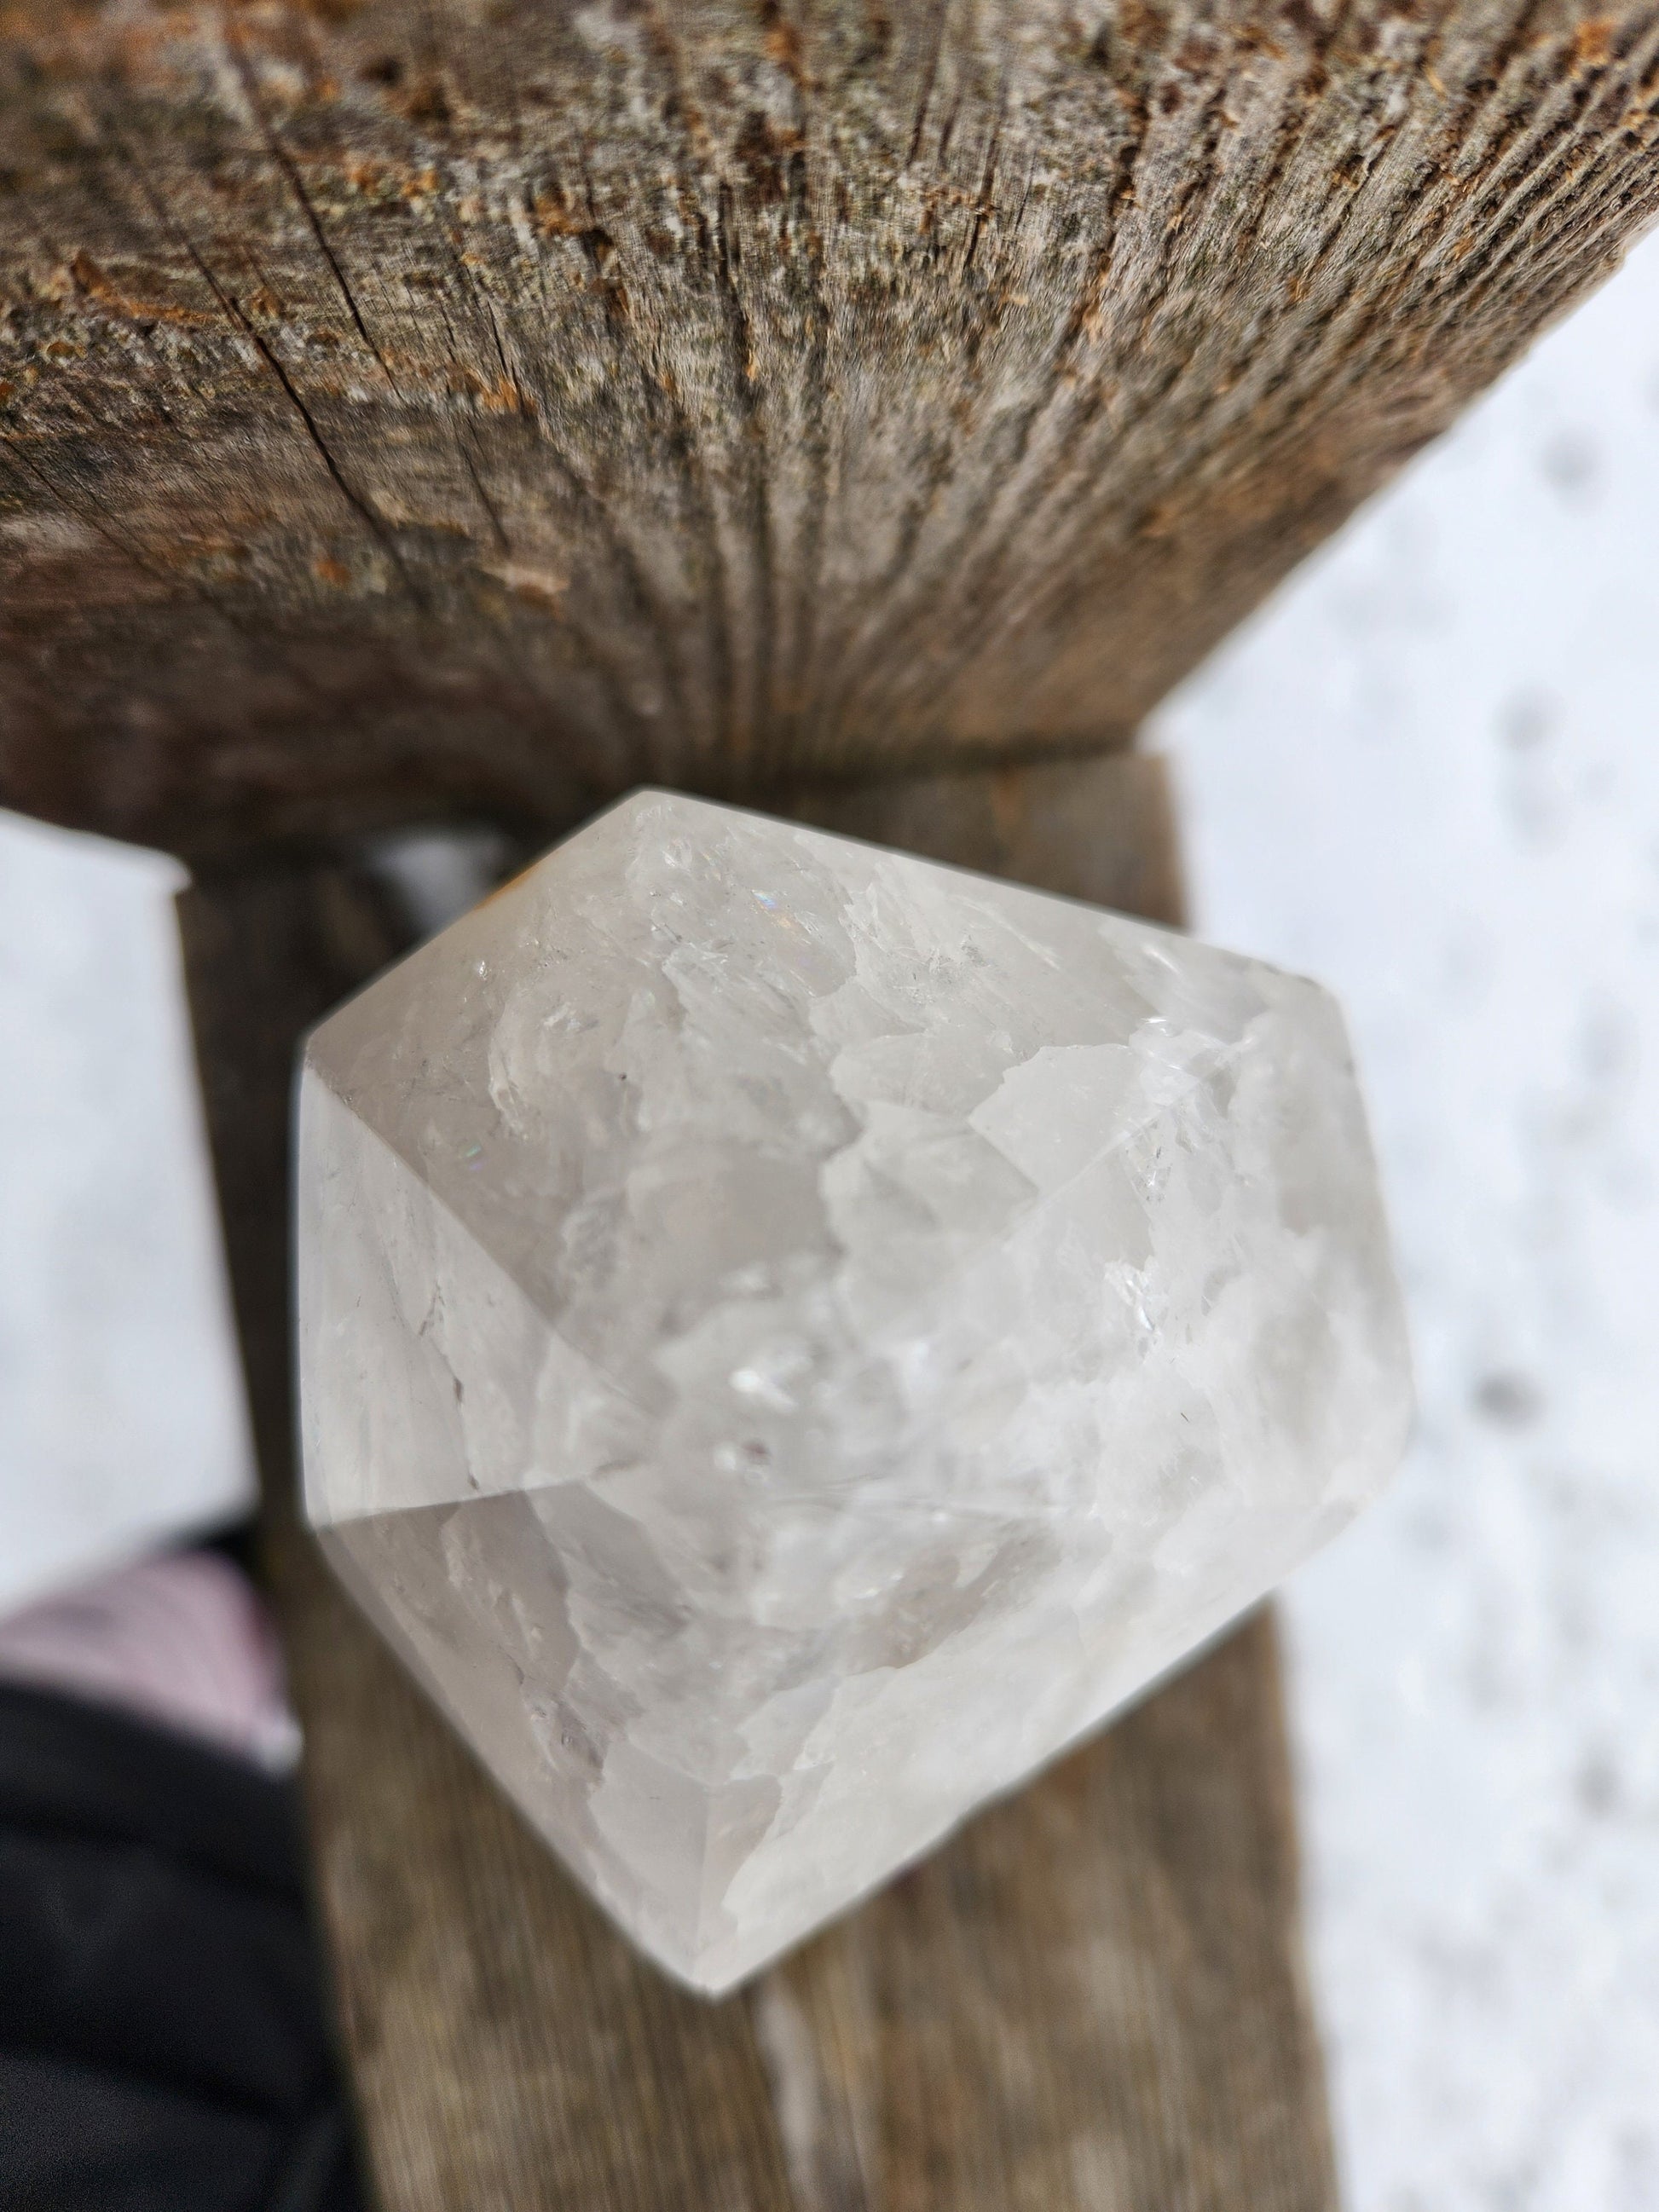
[{"left": 0, "top": 1551, "right": 298, "bottom": 1768}]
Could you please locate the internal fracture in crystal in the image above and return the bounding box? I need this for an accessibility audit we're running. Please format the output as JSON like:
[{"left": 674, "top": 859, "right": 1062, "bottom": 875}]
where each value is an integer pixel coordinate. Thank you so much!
[{"left": 298, "top": 791, "right": 1412, "bottom": 1991}]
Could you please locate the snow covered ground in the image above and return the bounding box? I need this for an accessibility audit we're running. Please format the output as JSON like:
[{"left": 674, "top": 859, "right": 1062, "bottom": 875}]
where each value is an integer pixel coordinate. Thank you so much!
[
  {"left": 5, "top": 221, "right": 1659, "bottom": 2212},
  {"left": 1153, "top": 222, "right": 1659, "bottom": 2212},
  {"left": 0, "top": 820, "right": 251, "bottom": 1614}
]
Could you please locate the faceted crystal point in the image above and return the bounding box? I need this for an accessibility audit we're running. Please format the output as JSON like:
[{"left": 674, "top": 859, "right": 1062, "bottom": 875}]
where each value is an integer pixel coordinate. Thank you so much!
[{"left": 298, "top": 790, "right": 1412, "bottom": 1991}]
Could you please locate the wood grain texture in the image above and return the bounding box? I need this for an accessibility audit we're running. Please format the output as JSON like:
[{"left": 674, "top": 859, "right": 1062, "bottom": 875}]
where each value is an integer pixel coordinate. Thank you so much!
[
  {"left": 180, "top": 752, "right": 1339, "bottom": 2212},
  {"left": 5, "top": 0, "right": 1658, "bottom": 854}
]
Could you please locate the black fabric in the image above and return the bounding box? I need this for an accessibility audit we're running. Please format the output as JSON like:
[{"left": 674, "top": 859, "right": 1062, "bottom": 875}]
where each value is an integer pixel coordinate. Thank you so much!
[{"left": 0, "top": 1683, "right": 365, "bottom": 2212}]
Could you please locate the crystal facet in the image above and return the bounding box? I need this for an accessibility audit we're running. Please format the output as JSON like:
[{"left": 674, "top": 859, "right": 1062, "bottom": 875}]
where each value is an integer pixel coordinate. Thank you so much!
[{"left": 298, "top": 791, "right": 1411, "bottom": 1990}]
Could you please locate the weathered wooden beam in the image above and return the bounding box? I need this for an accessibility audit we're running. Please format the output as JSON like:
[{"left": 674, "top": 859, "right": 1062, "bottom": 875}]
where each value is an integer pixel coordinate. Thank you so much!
[
  {"left": 179, "top": 753, "right": 1340, "bottom": 2212},
  {"left": 5, "top": 0, "right": 1657, "bottom": 855}
]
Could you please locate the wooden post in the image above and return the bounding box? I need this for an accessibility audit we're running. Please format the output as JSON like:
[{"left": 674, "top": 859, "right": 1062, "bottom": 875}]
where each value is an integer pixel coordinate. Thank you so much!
[
  {"left": 179, "top": 753, "right": 1341, "bottom": 2211},
  {"left": 4, "top": 1, "right": 1658, "bottom": 852}
]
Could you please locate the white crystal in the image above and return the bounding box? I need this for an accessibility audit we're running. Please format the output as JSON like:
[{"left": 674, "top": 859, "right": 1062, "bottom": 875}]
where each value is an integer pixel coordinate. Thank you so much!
[{"left": 298, "top": 790, "right": 1411, "bottom": 1991}]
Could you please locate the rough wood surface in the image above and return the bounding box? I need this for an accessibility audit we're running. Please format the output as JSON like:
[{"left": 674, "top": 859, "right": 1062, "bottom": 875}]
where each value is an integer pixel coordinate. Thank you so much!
[
  {"left": 4, "top": 0, "right": 1657, "bottom": 854},
  {"left": 180, "top": 752, "right": 1340, "bottom": 2212}
]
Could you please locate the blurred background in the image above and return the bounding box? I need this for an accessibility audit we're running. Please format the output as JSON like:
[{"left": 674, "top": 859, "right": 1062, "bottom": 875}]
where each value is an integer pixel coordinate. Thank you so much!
[{"left": 5, "top": 224, "right": 1659, "bottom": 2212}]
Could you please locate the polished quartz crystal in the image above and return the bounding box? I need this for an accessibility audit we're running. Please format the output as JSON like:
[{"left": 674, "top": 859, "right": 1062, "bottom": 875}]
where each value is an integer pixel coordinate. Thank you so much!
[{"left": 298, "top": 791, "right": 1412, "bottom": 1990}]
